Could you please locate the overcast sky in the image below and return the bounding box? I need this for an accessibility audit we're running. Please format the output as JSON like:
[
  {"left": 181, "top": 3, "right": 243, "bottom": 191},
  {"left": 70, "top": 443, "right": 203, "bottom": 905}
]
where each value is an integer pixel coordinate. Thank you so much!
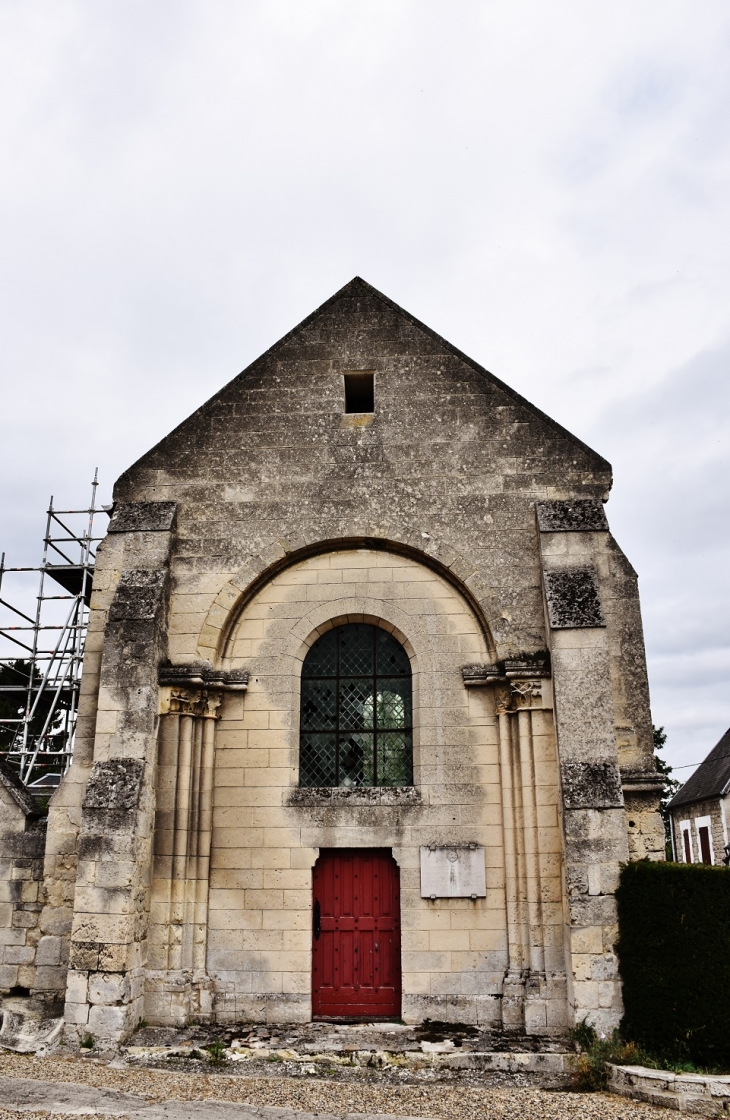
[{"left": 1, "top": 1, "right": 728, "bottom": 778}]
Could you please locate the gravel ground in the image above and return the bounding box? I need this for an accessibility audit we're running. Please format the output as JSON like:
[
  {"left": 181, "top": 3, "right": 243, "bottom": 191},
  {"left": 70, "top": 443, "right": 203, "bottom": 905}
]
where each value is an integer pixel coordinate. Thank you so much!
[{"left": 0, "top": 1052, "right": 673, "bottom": 1120}]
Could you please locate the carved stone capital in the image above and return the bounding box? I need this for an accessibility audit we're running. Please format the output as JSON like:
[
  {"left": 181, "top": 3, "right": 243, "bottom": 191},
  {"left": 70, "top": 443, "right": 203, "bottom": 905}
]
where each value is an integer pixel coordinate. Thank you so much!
[
  {"left": 495, "top": 679, "right": 550, "bottom": 715},
  {"left": 159, "top": 686, "right": 223, "bottom": 719},
  {"left": 463, "top": 655, "right": 551, "bottom": 713}
]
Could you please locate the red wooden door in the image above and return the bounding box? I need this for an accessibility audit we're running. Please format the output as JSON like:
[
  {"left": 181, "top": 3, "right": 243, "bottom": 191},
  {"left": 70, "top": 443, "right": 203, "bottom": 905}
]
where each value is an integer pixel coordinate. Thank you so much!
[{"left": 312, "top": 849, "right": 401, "bottom": 1019}]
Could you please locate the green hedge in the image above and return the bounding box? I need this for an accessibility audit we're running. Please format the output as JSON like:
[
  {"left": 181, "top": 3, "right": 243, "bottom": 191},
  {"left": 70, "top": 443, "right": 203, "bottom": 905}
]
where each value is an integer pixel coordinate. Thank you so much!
[{"left": 616, "top": 860, "right": 730, "bottom": 1067}]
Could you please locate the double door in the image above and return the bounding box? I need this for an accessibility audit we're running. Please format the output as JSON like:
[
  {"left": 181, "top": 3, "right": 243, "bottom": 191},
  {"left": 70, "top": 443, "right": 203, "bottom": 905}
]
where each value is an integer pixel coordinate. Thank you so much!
[{"left": 312, "top": 849, "right": 401, "bottom": 1019}]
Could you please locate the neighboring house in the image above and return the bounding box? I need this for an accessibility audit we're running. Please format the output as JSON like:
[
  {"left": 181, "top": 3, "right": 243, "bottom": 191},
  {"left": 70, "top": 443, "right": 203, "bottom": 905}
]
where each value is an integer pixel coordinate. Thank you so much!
[
  {"left": 668, "top": 727, "right": 730, "bottom": 866},
  {"left": 0, "top": 278, "right": 664, "bottom": 1043}
]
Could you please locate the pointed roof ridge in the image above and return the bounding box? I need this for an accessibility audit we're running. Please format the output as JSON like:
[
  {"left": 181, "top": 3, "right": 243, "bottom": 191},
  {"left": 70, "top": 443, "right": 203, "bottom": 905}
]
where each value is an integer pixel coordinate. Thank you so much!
[
  {"left": 115, "top": 276, "right": 611, "bottom": 493},
  {"left": 668, "top": 726, "right": 730, "bottom": 810},
  {"left": 244, "top": 275, "right": 610, "bottom": 471},
  {"left": 0, "top": 756, "right": 42, "bottom": 817}
]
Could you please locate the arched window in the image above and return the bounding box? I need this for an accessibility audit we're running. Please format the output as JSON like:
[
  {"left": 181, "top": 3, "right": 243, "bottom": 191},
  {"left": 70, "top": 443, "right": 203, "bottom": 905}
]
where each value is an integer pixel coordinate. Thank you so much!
[{"left": 299, "top": 623, "right": 413, "bottom": 788}]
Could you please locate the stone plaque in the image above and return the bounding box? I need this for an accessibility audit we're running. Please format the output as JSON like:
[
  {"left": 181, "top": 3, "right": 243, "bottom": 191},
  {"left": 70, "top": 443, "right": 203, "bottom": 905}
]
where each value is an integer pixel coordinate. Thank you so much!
[
  {"left": 543, "top": 566, "right": 605, "bottom": 629},
  {"left": 420, "top": 846, "right": 486, "bottom": 899},
  {"left": 83, "top": 758, "right": 145, "bottom": 811},
  {"left": 561, "top": 760, "right": 624, "bottom": 809},
  {"left": 535, "top": 499, "right": 609, "bottom": 533},
  {"left": 108, "top": 570, "right": 167, "bottom": 622}
]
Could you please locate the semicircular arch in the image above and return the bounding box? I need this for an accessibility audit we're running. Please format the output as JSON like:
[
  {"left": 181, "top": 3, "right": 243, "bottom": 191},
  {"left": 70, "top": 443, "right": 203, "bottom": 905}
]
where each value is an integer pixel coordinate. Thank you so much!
[{"left": 196, "top": 536, "right": 498, "bottom": 665}]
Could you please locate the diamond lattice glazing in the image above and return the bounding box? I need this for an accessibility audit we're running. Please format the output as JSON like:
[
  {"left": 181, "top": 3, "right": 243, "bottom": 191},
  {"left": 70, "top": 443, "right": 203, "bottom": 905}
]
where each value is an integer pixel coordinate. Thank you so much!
[
  {"left": 299, "top": 623, "right": 412, "bottom": 788},
  {"left": 300, "top": 733, "right": 338, "bottom": 787}
]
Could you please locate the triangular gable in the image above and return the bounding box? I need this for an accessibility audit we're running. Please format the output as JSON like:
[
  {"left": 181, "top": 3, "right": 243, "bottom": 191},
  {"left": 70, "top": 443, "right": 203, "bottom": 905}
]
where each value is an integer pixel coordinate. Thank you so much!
[{"left": 117, "top": 276, "right": 610, "bottom": 487}]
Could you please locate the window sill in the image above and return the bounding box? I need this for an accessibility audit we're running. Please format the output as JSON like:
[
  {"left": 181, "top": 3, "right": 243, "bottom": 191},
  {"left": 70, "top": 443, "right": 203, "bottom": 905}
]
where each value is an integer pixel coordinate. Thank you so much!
[{"left": 287, "top": 786, "right": 421, "bottom": 807}]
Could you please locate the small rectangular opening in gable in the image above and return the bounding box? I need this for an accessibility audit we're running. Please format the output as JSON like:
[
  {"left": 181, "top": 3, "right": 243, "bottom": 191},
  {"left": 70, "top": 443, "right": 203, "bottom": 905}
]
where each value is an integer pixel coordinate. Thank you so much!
[{"left": 344, "top": 372, "right": 375, "bottom": 414}]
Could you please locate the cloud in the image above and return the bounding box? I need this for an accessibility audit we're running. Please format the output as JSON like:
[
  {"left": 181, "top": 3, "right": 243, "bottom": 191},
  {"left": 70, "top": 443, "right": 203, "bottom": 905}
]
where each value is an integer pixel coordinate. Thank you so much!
[
  {"left": 0, "top": 0, "right": 728, "bottom": 773},
  {"left": 589, "top": 339, "right": 730, "bottom": 769}
]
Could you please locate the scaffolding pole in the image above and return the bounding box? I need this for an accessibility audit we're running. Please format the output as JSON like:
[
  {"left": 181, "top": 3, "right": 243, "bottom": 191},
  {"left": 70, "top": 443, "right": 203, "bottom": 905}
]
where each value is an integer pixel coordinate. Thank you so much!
[{"left": 0, "top": 472, "right": 105, "bottom": 788}]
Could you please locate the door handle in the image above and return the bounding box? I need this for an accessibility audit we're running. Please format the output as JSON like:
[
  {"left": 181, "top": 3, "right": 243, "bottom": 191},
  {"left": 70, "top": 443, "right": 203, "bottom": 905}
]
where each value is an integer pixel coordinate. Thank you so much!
[{"left": 313, "top": 899, "right": 321, "bottom": 940}]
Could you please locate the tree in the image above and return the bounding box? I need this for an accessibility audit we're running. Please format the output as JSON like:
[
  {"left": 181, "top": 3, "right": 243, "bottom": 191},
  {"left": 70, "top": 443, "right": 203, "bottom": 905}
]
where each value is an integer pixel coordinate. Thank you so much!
[
  {"left": 0, "top": 659, "right": 69, "bottom": 775},
  {"left": 653, "top": 725, "right": 680, "bottom": 860}
]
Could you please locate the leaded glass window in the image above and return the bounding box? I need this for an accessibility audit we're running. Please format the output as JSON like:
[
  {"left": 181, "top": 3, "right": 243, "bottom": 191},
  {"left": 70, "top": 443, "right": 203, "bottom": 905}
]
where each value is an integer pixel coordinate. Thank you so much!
[{"left": 299, "top": 623, "right": 413, "bottom": 788}]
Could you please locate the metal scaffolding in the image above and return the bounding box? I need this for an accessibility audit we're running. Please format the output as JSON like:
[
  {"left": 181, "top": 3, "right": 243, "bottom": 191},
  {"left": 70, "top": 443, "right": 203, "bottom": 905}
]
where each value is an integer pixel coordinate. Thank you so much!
[{"left": 0, "top": 472, "right": 105, "bottom": 789}]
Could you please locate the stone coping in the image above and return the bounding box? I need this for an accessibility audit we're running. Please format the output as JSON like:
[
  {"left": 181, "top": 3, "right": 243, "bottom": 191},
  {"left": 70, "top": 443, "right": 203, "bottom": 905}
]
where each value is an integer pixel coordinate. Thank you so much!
[
  {"left": 124, "top": 1043, "right": 576, "bottom": 1075},
  {"left": 609, "top": 1062, "right": 730, "bottom": 1114}
]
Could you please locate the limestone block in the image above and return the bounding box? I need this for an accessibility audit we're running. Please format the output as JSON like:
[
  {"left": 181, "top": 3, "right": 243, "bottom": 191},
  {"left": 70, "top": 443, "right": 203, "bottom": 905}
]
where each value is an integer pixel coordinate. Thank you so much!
[
  {"left": 281, "top": 970, "right": 310, "bottom": 994},
  {"left": 95, "top": 861, "right": 136, "bottom": 890},
  {"left": 89, "top": 970, "right": 131, "bottom": 1006},
  {"left": 11, "top": 909, "right": 38, "bottom": 929},
  {"left": 69, "top": 942, "right": 99, "bottom": 970},
  {"left": 0, "top": 927, "right": 28, "bottom": 947},
  {"left": 70, "top": 913, "right": 134, "bottom": 944},
  {"left": 63, "top": 1002, "right": 90, "bottom": 1026},
  {"left": 65, "top": 970, "right": 89, "bottom": 1004},
  {"left": 34, "top": 965, "right": 67, "bottom": 990},
  {"left": 87, "top": 1003, "right": 131, "bottom": 1037},
  {"left": 72, "top": 885, "right": 133, "bottom": 916},
  {"left": 570, "top": 926, "right": 603, "bottom": 955},
  {"left": 35, "top": 935, "right": 62, "bottom": 966},
  {"left": 3, "top": 945, "right": 35, "bottom": 966}
]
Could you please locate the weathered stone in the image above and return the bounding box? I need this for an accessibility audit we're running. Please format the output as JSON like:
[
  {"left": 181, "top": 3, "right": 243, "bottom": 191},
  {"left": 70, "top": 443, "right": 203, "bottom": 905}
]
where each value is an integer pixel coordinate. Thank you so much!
[
  {"left": 34, "top": 936, "right": 62, "bottom": 966},
  {"left": 108, "top": 501, "right": 177, "bottom": 534},
  {"left": 561, "top": 761, "right": 624, "bottom": 809},
  {"left": 543, "top": 567, "right": 605, "bottom": 629},
  {"left": 536, "top": 499, "right": 609, "bottom": 533},
  {"left": 108, "top": 570, "right": 167, "bottom": 623},
  {"left": 82, "top": 760, "right": 145, "bottom": 812}
]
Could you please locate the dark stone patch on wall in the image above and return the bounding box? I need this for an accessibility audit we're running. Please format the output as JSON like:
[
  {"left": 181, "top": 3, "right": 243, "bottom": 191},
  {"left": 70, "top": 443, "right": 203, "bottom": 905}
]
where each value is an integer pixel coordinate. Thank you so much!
[
  {"left": 562, "top": 761, "right": 624, "bottom": 809},
  {"left": 78, "top": 833, "right": 114, "bottom": 861},
  {"left": 108, "top": 501, "right": 177, "bottom": 534},
  {"left": 288, "top": 786, "right": 422, "bottom": 806},
  {"left": 544, "top": 566, "right": 605, "bottom": 628},
  {"left": 82, "top": 759, "right": 145, "bottom": 812},
  {"left": 109, "top": 570, "right": 167, "bottom": 622},
  {"left": 68, "top": 942, "right": 100, "bottom": 971},
  {"left": 536, "top": 499, "right": 609, "bottom": 533}
]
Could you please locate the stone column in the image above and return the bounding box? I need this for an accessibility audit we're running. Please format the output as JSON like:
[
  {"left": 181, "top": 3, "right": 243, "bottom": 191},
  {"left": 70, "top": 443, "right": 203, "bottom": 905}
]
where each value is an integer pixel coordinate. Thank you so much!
[
  {"left": 497, "top": 704, "right": 527, "bottom": 1030},
  {"left": 496, "top": 673, "right": 558, "bottom": 1033},
  {"left": 464, "top": 661, "right": 566, "bottom": 1034},
  {"left": 146, "top": 664, "right": 247, "bottom": 1026}
]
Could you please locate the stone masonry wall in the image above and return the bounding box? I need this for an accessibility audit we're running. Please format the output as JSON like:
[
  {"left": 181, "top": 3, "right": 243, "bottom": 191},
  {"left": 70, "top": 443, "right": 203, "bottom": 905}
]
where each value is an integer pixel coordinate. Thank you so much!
[
  {"left": 144, "top": 548, "right": 567, "bottom": 1031},
  {"left": 0, "top": 769, "right": 48, "bottom": 996},
  {"left": 0, "top": 816, "right": 47, "bottom": 994}
]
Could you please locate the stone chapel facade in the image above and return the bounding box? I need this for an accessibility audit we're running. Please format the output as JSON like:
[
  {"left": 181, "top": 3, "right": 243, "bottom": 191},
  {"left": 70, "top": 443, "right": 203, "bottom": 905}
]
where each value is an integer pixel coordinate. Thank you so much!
[{"left": 0, "top": 278, "right": 664, "bottom": 1043}]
